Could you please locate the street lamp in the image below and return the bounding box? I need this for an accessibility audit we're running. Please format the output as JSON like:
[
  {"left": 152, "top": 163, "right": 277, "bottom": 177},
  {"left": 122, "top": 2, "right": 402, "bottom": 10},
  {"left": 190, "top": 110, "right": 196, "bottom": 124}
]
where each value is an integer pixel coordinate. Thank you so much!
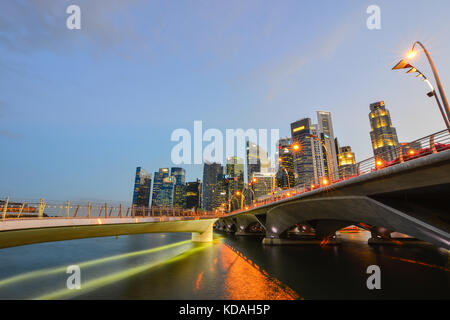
[
  {"left": 392, "top": 59, "right": 450, "bottom": 130},
  {"left": 410, "top": 42, "right": 450, "bottom": 122},
  {"left": 394, "top": 41, "right": 450, "bottom": 130}
]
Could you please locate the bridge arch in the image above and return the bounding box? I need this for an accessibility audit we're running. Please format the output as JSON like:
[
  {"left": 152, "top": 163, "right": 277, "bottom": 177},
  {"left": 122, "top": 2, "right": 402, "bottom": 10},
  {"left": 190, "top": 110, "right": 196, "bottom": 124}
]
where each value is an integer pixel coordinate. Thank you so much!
[{"left": 265, "top": 196, "right": 450, "bottom": 249}]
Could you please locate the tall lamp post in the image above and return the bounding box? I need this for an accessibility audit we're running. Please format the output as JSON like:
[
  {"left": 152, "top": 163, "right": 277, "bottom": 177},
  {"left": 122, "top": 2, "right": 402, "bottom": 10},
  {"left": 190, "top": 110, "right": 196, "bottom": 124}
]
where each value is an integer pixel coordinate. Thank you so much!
[
  {"left": 393, "top": 60, "right": 450, "bottom": 131},
  {"left": 410, "top": 42, "right": 450, "bottom": 122},
  {"left": 393, "top": 41, "right": 450, "bottom": 130}
]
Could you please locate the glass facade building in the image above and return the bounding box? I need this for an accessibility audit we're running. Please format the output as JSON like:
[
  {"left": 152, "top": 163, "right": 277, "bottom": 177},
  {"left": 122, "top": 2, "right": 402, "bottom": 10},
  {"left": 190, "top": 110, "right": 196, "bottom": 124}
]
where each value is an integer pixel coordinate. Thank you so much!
[
  {"left": 132, "top": 167, "right": 152, "bottom": 208},
  {"left": 185, "top": 179, "right": 201, "bottom": 210},
  {"left": 151, "top": 168, "right": 174, "bottom": 207},
  {"left": 226, "top": 156, "right": 245, "bottom": 210},
  {"left": 246, "top": 141, "right": 271, "bottom": 183},
  {"left": 291, "top": 118, "right": 320, "bottom": 186},
  {"left": 251, "top": 172, "right": 275, "bottom": 199},
  {"left": 317, "top": 111, "right": 339, "bottom": 181},
  {"left": 202, "top": 162, "right": 223, "bottom": 211},
  {"left": 171, "top": 167, "right": 186, "bottom": 208},
  {"left": 276, "top": 138, "right": 295, "bottom": 189}
]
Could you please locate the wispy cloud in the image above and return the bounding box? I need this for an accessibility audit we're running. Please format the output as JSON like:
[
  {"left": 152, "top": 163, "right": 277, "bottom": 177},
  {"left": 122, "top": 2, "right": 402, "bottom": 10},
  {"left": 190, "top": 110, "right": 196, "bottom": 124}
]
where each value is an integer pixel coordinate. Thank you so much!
[
  {"left": 0, "top": 0, "right": 145, "bottom": 55},
  {"left": 233, "top": 19, "right": 355, "bottom": 104}
]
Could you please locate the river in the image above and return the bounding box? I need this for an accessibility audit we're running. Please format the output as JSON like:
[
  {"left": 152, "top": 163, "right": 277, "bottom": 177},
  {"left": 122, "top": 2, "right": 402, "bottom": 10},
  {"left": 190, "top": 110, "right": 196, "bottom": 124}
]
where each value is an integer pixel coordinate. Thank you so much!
[{"left": 0, "top": 231, "right": 448, "bottom": 299}]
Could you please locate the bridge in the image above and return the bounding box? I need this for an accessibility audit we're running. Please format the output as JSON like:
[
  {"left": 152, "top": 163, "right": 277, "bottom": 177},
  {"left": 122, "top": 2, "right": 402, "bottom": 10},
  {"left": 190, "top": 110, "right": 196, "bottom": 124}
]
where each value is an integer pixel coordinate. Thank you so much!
[
  {"left": 216, "top": 129, "right": 450, "bottom": 249},
  {"left": 0, "top": 216, "right": 217, "bottom": 249},
  {"left": 1, "top": 130, "right": 449, "bottom": 249}
]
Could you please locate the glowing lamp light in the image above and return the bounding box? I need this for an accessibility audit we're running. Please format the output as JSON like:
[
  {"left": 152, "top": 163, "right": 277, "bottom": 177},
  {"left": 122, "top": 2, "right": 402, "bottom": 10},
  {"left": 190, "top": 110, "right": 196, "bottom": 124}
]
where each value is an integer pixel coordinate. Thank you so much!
[
  {"left": 376, "top": 160, "right": 383, "bottom": 167},
  {"left": 409, "top": 150, "right": 416, "bottom": 155},
  {"left": 407, "top": 50, "right": 416, "bottom": 59},
  {"left": 235, "top": 191, "right": 241, "bottom": 196},
  {"left": 322, "top": 178, "right": 329, "bottom": 185},
  {"left": 292, "top": 144, "right": 300, "bottom": 151}
]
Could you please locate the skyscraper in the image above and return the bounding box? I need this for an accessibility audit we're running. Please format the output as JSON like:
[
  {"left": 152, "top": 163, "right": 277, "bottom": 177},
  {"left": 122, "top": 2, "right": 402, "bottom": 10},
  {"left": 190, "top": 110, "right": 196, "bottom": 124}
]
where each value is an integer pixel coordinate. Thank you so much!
[
  {"left": 369, "top": 101, "right": 400, "bottom": 162},
  {"left": 276, "top": 138, "right": 295, "bottom": 189},
  {"left": 226, "top": 156, "right": 245, "bottom": 210},
  {"left": 132, "top": 167, "right": 152, "bottom": 208},
  {"left": 246, "top": 141, "right": 271, "bottom": 183},
  {"left": 291, "top": 118, "right": 323, "bottom": 185},
  {"left": 171, "top": 167, "right": 185, "bottom": 186},
  {"left": 317, "top": 111, "right": 339, "bottom": 181},
  {"left": 185, "top": 179, "right": 201, "bottom": 210},
  {"left": 250, "top": 172, "right": 275, "bottom": 199},
  {"left": 151, "top": 168, "right": 174, "bottom": 207},
  {"left": 171, "top": 167, "right": 186, "bottom": 208},
  {"left": 337, "top": 146, "right": 357, "bottom": 178},
  {"left": 202, "top": 162, "right": 223, "bottom": 211}
]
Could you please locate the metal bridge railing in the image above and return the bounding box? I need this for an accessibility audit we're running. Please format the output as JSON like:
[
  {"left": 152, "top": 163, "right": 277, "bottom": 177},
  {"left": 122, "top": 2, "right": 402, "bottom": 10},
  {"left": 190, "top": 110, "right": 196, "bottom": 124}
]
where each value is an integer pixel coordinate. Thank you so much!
[
  {"left": 0, "top": 198, "right": 225, "bottom": 222},
  {"left": 228, "top": 129, "right": 450, "bottom": 215}
]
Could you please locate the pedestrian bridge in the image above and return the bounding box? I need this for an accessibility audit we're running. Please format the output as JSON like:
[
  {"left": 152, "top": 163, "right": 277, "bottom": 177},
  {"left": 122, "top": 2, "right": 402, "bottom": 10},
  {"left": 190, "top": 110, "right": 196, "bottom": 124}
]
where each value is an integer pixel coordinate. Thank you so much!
[{"left": 0, "top": 216, "right": 217, "bottom": 249}]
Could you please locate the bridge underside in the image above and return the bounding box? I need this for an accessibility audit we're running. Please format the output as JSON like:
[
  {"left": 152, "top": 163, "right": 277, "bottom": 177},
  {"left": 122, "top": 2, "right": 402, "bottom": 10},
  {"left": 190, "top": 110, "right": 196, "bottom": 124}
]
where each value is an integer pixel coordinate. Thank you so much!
[
  {"left": 264, "top": 190, "right": 450, "bottom": 249},
  {"left": 0, "top": 218, "right": 217, "bottom": 249}
]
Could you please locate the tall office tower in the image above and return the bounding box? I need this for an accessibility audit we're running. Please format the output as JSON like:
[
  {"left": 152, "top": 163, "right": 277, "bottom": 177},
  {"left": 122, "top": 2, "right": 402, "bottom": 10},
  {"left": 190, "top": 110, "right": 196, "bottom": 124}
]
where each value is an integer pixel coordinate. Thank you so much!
[
  {"left": 337, "top": 146, "right": 357, "bottom": 178},
  {"left": 334, "top": 137, "right": 341, "bottom": 166},
  {"left": 369, "top": 101, "right": 400, "bottom": 162},
  {"left": 246, "top": 141, "right": 271, "bottom": 183},
  {"left": 226, "top": 156, "right": 245, "bottom": 210},
  {"left": 132, "top": 167, "right": 152, "bottom": 208},
  {"left": 151, "top": 168, "right": 174, "bottom": 207},
  {"left": 250, "top": 172, "right": 275, "bottom": 199},
  {"left": 202, "top": 162, "right": 223, "bottom": 211},
  {"left": 290, "top": 118, "right": 324, "bottom": 186},
  {"left": 214, "top": 173, "right": 228, "bottom": 212},
  {"left": 171, "top": 167, "right": 185, "bottom": 186},
  {"left": 317, "top": 111, "right": 339, "bottom": 181},
  {"left": 246, "top": 141, "right": 261, "bottom": 183},
  {"left": 311, "top": 124, "right": 326, "bottom": 180},
  {"left": 276, "top": 138, "right": 295, "bottom": 189},
  {"left": 171, "top": 167, "right": 186, "bottom": 208},
  {"left": 173, "top": 184, "right": 186, "bottom": 208},
  {"left": 185, "top": 179, "right": 201, "bottom": 210}
]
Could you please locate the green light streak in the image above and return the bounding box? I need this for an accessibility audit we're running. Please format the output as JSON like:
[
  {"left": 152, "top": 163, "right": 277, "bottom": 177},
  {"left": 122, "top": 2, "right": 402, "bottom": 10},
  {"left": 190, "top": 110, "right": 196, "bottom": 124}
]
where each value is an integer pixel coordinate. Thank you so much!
[
  {"left": 34, "top": 242, "right": 213, "bottom": 300},
  {"left": 0, "top": 239, "right": 191, "bottom": 289}
]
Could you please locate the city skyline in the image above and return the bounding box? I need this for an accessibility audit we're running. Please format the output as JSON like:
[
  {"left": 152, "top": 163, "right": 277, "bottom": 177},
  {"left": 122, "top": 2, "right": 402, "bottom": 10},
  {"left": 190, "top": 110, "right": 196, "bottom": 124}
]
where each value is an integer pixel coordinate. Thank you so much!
[
  {"left": 1, "top": 1, "right": 449, "bottom": 303},
  {"left": 127, "top": 105, "right": 383, "bottom": 211},
  {"left": 1, "top": 1, "right": 450, "bottom": 203}
]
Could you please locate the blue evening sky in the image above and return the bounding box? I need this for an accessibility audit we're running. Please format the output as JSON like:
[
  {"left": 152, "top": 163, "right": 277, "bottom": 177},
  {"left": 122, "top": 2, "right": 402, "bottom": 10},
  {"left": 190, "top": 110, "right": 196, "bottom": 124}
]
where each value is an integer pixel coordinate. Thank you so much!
[{"left": 1, "top": 0, "right": 449, "bottom": 203}]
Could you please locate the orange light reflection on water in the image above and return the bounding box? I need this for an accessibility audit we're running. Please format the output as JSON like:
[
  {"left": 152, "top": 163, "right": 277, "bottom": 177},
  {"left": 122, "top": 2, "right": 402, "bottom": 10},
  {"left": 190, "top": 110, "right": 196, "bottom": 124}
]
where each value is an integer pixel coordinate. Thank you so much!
[{"left": 218, "top": 244, "right": 300, "bottom": 300}]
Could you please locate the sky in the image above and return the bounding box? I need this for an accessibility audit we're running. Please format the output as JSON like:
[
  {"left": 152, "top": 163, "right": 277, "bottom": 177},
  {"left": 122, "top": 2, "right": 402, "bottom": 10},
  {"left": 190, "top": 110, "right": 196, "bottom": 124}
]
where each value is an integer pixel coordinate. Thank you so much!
[{"left": 1, "top": 0, "right": 450, "bottom": 204}]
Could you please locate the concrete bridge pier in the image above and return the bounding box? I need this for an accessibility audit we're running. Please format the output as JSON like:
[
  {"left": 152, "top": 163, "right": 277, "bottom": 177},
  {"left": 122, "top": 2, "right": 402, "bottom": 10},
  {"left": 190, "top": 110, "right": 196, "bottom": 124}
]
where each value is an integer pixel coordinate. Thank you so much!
[{"left": 192, "top": 221, "right": 214, "bottom": 242}]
